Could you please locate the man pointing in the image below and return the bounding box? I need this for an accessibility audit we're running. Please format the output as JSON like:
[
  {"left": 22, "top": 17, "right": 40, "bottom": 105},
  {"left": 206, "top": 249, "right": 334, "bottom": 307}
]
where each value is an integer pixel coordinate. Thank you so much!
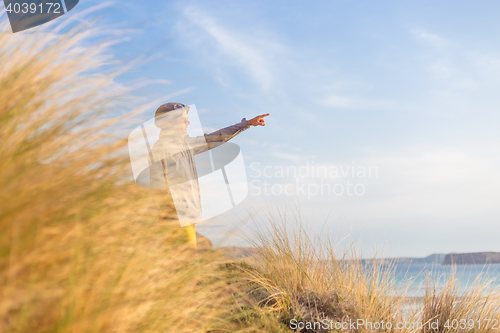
[{"left": 149, "top": 102, "right": 270, "bottom": 247}]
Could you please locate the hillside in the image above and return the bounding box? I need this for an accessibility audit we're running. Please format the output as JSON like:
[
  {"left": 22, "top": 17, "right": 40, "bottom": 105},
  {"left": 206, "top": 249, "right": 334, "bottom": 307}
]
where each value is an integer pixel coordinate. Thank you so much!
[{"left": 443, "top": 252, "right": 500, "bottom": 265}]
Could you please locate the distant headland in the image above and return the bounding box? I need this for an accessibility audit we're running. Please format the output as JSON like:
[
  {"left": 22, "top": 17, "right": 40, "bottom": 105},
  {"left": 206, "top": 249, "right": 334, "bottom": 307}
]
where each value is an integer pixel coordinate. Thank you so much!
[
  {"left": 443, "top": 252, "right": 500, "bottom": 265},
  {"left": 363, "top": 252, "right": 500, "bottom": 265},
  {"left": 221, "top": 248, "right": 500, "bottom": 265}
]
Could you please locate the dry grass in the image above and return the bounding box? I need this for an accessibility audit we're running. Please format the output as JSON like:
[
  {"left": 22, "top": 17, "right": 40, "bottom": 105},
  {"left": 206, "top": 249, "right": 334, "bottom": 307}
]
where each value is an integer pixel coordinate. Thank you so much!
[
  {"left": 0, "top": 17, "right": 237, "bottom": 333},
  {"left": 420, "top": 276, "right": 500, "bottom": 333},
  {"left": 226, "top": 208, "right": 500, "bottom": 333},
  {"left": 227, "top": 208, "right": 407, "bottom": 332}
]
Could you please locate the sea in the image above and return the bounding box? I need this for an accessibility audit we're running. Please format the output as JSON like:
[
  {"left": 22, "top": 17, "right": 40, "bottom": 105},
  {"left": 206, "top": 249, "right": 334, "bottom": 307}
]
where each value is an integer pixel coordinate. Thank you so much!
[{"left": 388, "top": 263, "right": 500, "bottom": 297}]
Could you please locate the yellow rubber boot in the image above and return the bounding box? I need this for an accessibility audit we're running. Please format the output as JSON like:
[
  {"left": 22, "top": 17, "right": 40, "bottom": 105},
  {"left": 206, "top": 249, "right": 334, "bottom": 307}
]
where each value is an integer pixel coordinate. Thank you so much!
[
  {"left": 184, "top": 224, "right": 197, "bottom": 249},
  {"left": 184, "top": 224, "right": 201, "bottom": 282}
]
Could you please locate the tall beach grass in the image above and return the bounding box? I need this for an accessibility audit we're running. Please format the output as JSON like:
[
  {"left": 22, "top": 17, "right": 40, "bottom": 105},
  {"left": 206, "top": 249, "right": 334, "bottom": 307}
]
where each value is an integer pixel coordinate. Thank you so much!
[
  {"left": 0, "top": 17, "right": 234, "bottom": 333},
  {"left": 225, "top": 207, "right": 500, "bottom": 332}
]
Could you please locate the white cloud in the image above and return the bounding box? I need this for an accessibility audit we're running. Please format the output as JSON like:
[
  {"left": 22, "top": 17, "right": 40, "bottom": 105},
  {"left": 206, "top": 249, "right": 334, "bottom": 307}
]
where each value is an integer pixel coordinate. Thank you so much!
[
  {"left": 273, "top": 152, "right": 310, "bottom": 162},
  {"left": 181, "top": 6, "right": 279, "bottom": 91},
  {"left": 319, "top": 94, "right": 418, "bottom": 112},
  {"left": 345, "top": 148, "right": 500, "bottom": 221},
  {"left": 469, "top": 52, "right": 500, "bottom": 78},
  {"left": 427, "top": 58, "right": 454, "bottom": 79},
  {"left": 320, "top": 94, "right": 355, "bottom": 109},
  {"left": 411, "top": 28, "right": 448, "bottom": 48}
]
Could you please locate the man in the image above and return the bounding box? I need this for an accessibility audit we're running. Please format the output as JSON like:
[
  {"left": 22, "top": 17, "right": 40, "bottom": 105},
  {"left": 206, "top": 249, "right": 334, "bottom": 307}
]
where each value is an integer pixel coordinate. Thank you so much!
[{"left": 149, "top": 102, "right": 269, "bottom": 247}]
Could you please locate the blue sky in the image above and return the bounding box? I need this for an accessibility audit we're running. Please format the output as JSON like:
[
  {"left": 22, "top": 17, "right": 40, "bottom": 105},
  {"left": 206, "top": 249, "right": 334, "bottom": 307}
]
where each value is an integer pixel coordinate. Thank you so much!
[{"left": 10, "top": 0, "right": 500, "bottom": 257}]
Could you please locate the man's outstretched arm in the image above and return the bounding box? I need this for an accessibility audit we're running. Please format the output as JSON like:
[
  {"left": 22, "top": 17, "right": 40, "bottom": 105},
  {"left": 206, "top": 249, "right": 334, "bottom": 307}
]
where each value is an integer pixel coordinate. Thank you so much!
[
  {"left": 185, "top": 113, "right": 270, "bottom": 154},
  {"left": 204, "top": 113, "right": 270, "bottom": 149}
]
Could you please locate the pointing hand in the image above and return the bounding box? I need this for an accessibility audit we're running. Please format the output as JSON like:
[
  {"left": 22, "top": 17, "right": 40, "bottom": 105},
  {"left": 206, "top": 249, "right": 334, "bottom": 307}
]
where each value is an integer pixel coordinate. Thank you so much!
[{"left": 247, "top": 113, "right": 270, "bottom": 127}]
